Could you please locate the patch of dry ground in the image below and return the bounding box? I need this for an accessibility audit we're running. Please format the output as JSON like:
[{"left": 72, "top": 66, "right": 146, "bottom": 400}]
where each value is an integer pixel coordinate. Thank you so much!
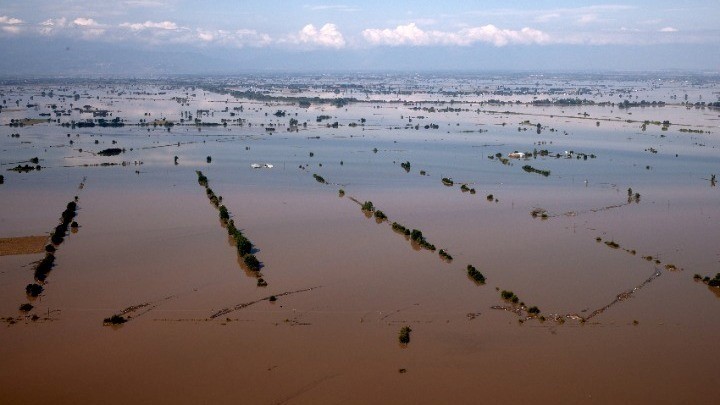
[{"left": 0, "top": 236, "right": 47, "bottom": 256}]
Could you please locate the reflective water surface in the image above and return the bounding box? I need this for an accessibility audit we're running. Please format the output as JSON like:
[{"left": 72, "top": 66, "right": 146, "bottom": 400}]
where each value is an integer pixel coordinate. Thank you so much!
[{"left": 1, "top": 74, "right": 719, "bottom": 404}]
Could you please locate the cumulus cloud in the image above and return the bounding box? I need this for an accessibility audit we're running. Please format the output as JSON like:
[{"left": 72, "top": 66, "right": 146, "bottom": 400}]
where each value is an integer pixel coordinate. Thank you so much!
[
  {"left": 660, "top": 27, "right": 678, "bottom": 32},
  {"left": 72, "top": 17, "right": 105, "bottom": 38},
  {"left": 192, "top": 28, "right": 271, "bottom": 47},
  {"left": 120, "top": 20, "right": 178, "bottom": 31},
  {"left": 362, "top": 23, "right": 549, "bottom": 47},
  {"left": 0, "top": 15, "right": 23, "bottom": 33},
  {"left": 0, "top": 16, "right": 23, "bottom": 25},
  {"left": 73, "top": 17, "right": 100, "bottom": 27},
  {"left": 292, "top": 23, "right": 345, "bottom": 48},
  {"left": 39, "top": 17, "right": 67, "bottom": 35}
]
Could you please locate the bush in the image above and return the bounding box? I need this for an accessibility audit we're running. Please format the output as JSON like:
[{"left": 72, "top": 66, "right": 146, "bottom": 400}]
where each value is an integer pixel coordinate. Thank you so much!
[
  {"left": 467, "top": 265, "right": 485, "bottom": 283},
  {"left": 522, "top": 165, "right": 550, "bottom": 177},
  {"left": 34, "top": 253, "right": 55, "bottom": 281},
  {"left": 219, "top": 205, "right": 230, "bottom": 221},
  {"left": 398, "top": 326, "right": 411, "bottom": 344},
  {"left": 605, "top": 240, "right": 620, "bottom": 249},
  {"left": 501, "top": 290, "right": 517, "bottom": 301},
  {"left": 374, "top": 210, "right": 387, "bottom": 220},
  {"left": 26, "top": 283, "right": 44, "bottom": 297},
  {"left": 313, "top": 173, "right": 326, "bottom": 183},
  {"left": 244, "top": 254, "right": 260, "bottom": 271},
  {"left": 528, "top": 306, "right": 541, "bottom": 315},
  {"left": 361, "top": 201, "right": 374, "bottom": 212},
  {"left": 236, "top": 237, "right": 253, "bottom": 256},
  {"left": 439, "top": 249, "right": 453, "bottom": 261},
  {"left": 103, "top": 314, "right": 127, "bottom": 325},
  {"left": 196, "top": 171, "right": 208, "bottom": 186}
]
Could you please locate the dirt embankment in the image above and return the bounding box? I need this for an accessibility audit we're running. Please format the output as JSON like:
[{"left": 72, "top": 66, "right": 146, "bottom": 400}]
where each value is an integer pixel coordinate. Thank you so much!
[{"left": 0, "top": 236, "right": 47, "bottom": 256}]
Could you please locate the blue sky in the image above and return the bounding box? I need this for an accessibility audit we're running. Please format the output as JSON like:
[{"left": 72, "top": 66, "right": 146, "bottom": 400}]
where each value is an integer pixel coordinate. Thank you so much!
[{"left": 1, "top": 1, "right": 718, "bottom": 74}]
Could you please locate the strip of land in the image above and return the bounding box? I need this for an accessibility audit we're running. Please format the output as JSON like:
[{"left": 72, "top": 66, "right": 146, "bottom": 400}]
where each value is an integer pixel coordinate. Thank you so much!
[{"left": 0, "top": 236, "right": 47, "bottom": 256}]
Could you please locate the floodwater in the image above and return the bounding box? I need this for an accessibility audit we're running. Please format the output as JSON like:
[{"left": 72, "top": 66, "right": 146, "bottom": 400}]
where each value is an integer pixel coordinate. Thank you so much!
[{"left": 1, "top": 74, "right": 719, "bottom": 404}]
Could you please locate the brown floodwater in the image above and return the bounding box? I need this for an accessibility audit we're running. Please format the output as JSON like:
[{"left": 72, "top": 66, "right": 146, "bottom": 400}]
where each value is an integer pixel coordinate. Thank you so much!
[{"left": 1, "top": 78, "right": 719, "bottom": 404}]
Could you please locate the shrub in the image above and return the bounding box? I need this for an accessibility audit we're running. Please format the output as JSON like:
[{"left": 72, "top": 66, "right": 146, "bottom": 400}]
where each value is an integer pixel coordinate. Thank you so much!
[
  {"left": 103, "top": 314, "right": 127, "bottom": 325},
  {"left": 528, "top": 306, "right": 541, "bottom": 315},
  {"left": 605, "top": 240, "right": 620, "bottom": 249},
  {"left": 441, "top": 177, "right": 454, "bottom": 186},
  {"left": 467, "top": 265, "right": 485, "bottom": 283},
  {"left": 219, "top": 205, "right": 230, "bottom": 221},
  {"left": 374, "top": 210, "right": 387, "bottom": 220},
  {"left": 34, "top": 253, "right": 55, "bottom": 281},
  {"left": 392, "top": 222, "right": 410, "bottom": 235},
  {"left": 236, "top": 237, "right": 253, "bottom": 256},
  {"left": 398, "top": 326, "right": 411, "bottom": 344},
  {"left": 196, "top": 171, "right": 208, "bottom": 186},
  {"left": 26, "top": 283, "right": 44, "bottom": 297},
  {"left": 522, "top": 165, "right": 550, "bottom": 177},
  {"left": 361, "top": 201, "right": 375, "bottom": 212},
  {"left": 313, "top": 173, "right": 326, "bottom": 183},
  {"left": 439, "top": 249, "right": 453, "bottom": 261},
  {"left": 501, "top": 290, "right": 516, "bottom": 300},
  {"left": 244, "top": 254, "right": 260, "bottom": 271}
]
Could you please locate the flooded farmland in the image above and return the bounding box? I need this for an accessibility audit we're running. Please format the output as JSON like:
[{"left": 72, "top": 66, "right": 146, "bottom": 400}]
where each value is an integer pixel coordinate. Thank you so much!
[{"left": 1, "top": 73, "right": 719, "bottom": 404}]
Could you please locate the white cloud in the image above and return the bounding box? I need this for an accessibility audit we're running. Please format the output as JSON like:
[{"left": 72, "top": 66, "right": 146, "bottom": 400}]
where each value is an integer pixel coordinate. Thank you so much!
[
  {"left": 577, "top": 14, "right": 598, "bottom": 25},
  {"left": 73, "top": 17, "right": 100, "bottom": 27},
  {"left": 0, "top": 15, "right": 23, "bottom": 33},
  {"left": 196, "top": 29, "right": 214, "bottom": 42},
  {"left": 120, "top": 21, "right": 179, "bottom": 31},
  {"left": 304, "top": 5, "right": 360, "bottom": 12},
  {"left": 362, "top": 23, "right": 549, "bottom": 47},
  {"left": 660, "top": 27, "right": 678, "bottom": 32},
  {"left": 2, "top": 26, "right": 21, "bottom": 34},
  {"left": 535, "top": 13, "right": 560, "bottom": 23},
  {"left": 292, "top": 23, "right": 346, "bottom": 48},
  {"left": 39, "top": 17, "right": 66, "bottom": 35},
  {"left": 71, "top": 18, "right": 105, "bottom": 39},
  {"left": 0, "top": 16, "right": 23, "bottom": 25},
  {"left": 192, "top": 28, "right": 272, "bottom": 47},
  {"left": 362, "top": 23, "right": 427, "bottom": 46}
]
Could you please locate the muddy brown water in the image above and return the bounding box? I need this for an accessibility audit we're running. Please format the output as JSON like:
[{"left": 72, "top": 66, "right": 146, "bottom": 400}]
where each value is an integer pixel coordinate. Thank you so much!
[{"left": 1, "top": 79, "right": 719, "bottom": 404}]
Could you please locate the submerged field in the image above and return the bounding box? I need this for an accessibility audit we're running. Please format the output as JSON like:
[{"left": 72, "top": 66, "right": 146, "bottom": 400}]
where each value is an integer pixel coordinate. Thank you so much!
[{"left": 1, "top": 74, "right": 719, "bottom": 404}]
